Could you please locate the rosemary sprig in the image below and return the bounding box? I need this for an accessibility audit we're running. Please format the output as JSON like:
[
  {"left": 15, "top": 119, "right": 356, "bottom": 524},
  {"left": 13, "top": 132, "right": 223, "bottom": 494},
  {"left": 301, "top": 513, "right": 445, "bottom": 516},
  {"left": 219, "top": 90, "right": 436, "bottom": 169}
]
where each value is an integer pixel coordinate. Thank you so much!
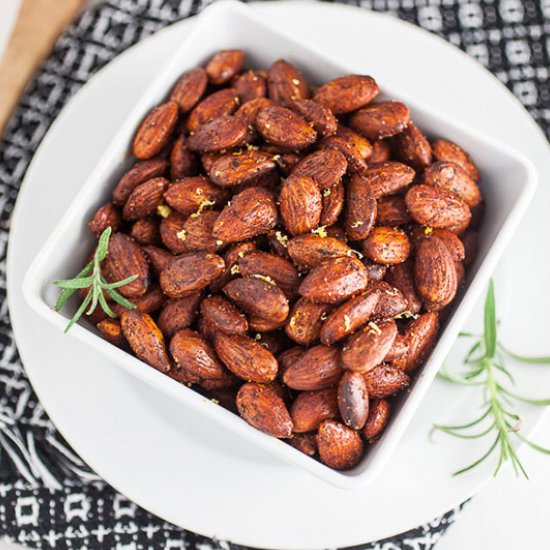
[
  {"left": 53, "top": 227, "right": 137, "bottom": 333},
  {"left": 433, "top": 279, "right": 550, "bottom": 478}
]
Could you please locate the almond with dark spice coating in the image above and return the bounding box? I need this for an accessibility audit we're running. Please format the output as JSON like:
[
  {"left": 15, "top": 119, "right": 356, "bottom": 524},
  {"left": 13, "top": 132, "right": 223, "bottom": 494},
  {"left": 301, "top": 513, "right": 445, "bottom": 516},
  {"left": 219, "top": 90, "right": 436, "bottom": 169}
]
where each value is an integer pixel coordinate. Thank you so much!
[
  {"left": 320, "top": 288, "right": 380, "bottom": 345},
  {"left": 369, "top": 280, "right": 408, "bottom": 318},
  {"left": 368, "top": 139, "right": 392, "bottom": 163},
  {"left": 207, "top": 149, "right": 277, "bottom": 188},
  {"left": 120, "top": 310, "right": 171, "bottom": 372},
  {"left": 322, "top": 134, "right": 368, "bottom": 174},
  {"left": 103, "top": 233, "right": 150, "bottom": 298},
  {"left": 223, "top": 276, "right": 289, "bottom": 331},
  {"left": 214, "top": 332, "right": 278, "bottom": 383},
  {"left": 290, "top": 388, "right": 338, "bottom": 433},
  {"left": 283, "top": 345, "right": 342, "bottom": 391},
  {"left": 96, "top": 318, "right": 125, "bottom": 347},
  {"left": 299, "top": 256, "right": 369, "bottom": 304},
  {"left": 285, "top": 298, "right": 332, "bottom": 346},
  {"left": 363, "top": 398, "right": 391, "bottom": 442},
  {"left": 169, "top": 134, "right": 199, "bottom": 180},
  {"left": 363, "top": 260, "right": 387, "bottom": 282},
  {"left": 349, "top": 101, "right": 410, "bottom": 140},
  {"left": 376, "top": 196, "right": 411, "bottom": 226},
  {"left": 290, "top": 98, "right": 338, "bottom": 136},
  {"left": 206, "top": 49, "right": 245, "bottom": 85},
  {"left": 279, "top": 175, "right": 322, "bottom": 236},
  {"left": 89, "top": 203, "right": 120, "bottom": 237},
  {"left": 432, "top": 139, "right": 480, "bottom": 183},
  {"left": 317, "top": 420, "right": 364, "bottom": 470},
  {"left": 123, "top": 177, "right": 169, "bottom": 221},
  {"left": 342, "top": 320, "right": 397, "bottom": 373},
  {"left": 362, "top": 226, "right": 411, "bottom": 265},
  {"left": 111, "top": 285, "right": 164, "bottom": 317},
  {"left": 159, "top": 211, "right": 189, "bottom": 254},
  {"left": 291, "top": 149, "right": 347, "bottom": 191},
  {"left": 256, "top": 105, "right": 317, "bottom": 150},
  {"left": 400, "top": 312, "right": 439, "bottom": 373},
  {"left": 170, "top": 328, "right": 227, "bottom": 381},
  {"left": 361, "top": 161, "right": 415, "bottom": 199},
  {"left": 187, "top": 88, "right": 240, "bottom": 132},
  {"left": 336, "top": 125, "right": 373, "bottom": 160},
  {"left": 130, "top": 218, "right": 161, "bottom": 246},
  {"left": 338, "top": 371, "right": 369, "bottom": 430},
  {"left": 160, "top": 252, "right": 225, "bottom": 298},
  {"left": 414, "top": 233, "right": 458, "bottom": 310},
  {"left": 314, "top": 75, "right": 379, "bottom": 114},
  {"left": 321, "top": 180, "right": 345, "bottom": 227},
  {"left": 412, "top": 228, "right": 465, "bottom": 262},
  {"left": 157, "top": 293, "right": 201, "bottom": 339},
  {"left": 394, "top": 122, "right": 432, "bottom": 169},
  {"left": 237, "top": 382, "right": 293, "bottom": 438},
  {"left": 232, "top": 70, "right": 267, "bottom": 102},
  {"left": 268, "top": 59, "right": 310, "bottom": 107},
  {"left": 112, "top": 158, "right": 168, "bottom": 205},
  {"left": 344, "top": 174, "right": 377, "bottom": 240},
  {"left": 287, "top": 234, "right": 351, "bottom": 269},
  {"left": 164, "top": 176, "right": 228, "bottom": 216},
  {"left": 385, "top": 332, "right": 409, "bottom": 362},
  {"left": 385, "top": 261, "right": 422, "bottom": 315},
  {"left": 363, "top": 364, "right": 409, "bottom": 398},
  {"left": 235, "top": 97, "right": 273, "bottom": 128},
  {"left": 187, "top": 115, "right": 247, "bottom": 153},
  {"left": 175, "top": 210, "right": 222, "bottom": 254},
  {"left": 133, "top": 101, "right": 178, "bottom": 160},
  {"left": 423, "top": 160, "right": 481, "bottom": 208},
  {"left": 169, "top": 67, "right": 208, "bottom": 112},
  {"left": 213, "top": 186, "right": 278, "bottom": 243},
  {"left": 200, "top": 295, "right": 248, "bottom": 336},
  {"left": 405, "top": 184, "right": 471, "bottom": 230},
  {"left": 142, "top": 245, "right": 173, "bottom": 274}
]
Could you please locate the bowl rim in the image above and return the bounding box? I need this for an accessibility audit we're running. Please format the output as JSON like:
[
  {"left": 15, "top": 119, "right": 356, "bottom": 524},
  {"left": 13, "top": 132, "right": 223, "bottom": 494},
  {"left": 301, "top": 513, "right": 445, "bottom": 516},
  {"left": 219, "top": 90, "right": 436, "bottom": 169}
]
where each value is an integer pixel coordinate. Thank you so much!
[{"left": 21, "top": 0, "right": 537, "bottom": 489}]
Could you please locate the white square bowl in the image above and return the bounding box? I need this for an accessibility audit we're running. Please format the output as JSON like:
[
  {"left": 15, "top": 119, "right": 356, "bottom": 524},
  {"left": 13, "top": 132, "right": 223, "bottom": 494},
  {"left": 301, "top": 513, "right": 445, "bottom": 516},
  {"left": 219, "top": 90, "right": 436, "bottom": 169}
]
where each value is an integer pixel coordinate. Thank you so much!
[{"left": 22, "top": 0, "right": 536, "bottom": 489}]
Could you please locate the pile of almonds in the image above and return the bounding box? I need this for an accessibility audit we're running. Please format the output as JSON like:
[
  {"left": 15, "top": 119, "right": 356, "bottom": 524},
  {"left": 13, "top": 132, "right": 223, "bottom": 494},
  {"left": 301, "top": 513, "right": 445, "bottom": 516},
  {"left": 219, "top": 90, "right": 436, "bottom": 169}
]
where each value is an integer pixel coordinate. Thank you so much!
[{"left": 87, "top": 49, "right": 482, "bottom": 471}]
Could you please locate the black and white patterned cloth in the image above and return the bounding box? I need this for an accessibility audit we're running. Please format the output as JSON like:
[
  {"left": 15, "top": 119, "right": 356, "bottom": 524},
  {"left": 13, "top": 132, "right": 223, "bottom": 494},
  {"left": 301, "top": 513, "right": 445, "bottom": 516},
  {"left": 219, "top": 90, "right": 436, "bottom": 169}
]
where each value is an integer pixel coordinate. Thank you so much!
[{"left": 0, "top": 0, "right": 548, "bottom": 548}]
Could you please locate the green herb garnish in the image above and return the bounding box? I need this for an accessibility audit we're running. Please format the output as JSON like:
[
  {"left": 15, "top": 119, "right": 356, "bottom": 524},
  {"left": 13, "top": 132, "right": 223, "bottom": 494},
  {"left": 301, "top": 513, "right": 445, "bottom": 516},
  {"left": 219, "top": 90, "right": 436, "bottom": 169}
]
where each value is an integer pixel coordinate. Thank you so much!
[
  {"left": 433, "top": 279, "right": 550, "bottom": 478},
  {"left": 53, "top": 227, "right": 137, "bottom": 333}
]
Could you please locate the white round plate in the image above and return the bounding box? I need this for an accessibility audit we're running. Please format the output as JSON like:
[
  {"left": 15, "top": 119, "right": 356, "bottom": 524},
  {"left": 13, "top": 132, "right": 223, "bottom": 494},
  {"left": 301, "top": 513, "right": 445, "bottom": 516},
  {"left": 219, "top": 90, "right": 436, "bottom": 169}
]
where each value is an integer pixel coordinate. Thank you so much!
[{"left": 7, "top": 2, "right": 550, "bottom": 549}]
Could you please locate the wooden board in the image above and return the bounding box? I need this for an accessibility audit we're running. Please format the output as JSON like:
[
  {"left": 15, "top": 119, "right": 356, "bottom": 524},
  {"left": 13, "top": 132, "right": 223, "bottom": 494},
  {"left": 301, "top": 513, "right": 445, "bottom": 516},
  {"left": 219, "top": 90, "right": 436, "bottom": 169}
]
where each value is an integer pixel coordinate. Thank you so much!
[{"left": 0, "top": 0, "right": 85, "bottom": 135}]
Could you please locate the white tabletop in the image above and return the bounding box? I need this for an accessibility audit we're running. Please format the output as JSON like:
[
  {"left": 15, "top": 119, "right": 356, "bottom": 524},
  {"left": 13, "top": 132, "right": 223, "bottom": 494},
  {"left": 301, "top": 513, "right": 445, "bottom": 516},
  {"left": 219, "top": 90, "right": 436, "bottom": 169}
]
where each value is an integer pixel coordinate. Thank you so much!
[{"left": 0, "top": 1, "right": 549, "bottom": 548}]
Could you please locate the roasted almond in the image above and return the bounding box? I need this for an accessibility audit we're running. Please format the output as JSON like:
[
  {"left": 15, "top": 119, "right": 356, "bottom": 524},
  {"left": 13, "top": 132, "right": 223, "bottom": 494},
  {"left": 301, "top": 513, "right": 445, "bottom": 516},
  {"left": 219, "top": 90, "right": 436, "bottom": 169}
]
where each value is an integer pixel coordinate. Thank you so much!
[
  {"left": 283, "top": 345, "right": 342, "bottom": 390},
  {"left": 290, "top": 98, "right": 338, "bottom": 136},
  {"left": 233, "top": 70, "right": 267, "bottom": 102},
  {"left": 320, "top": 288, "right": 380, "bottom": 345},
  {"left": 432, "top": 138, "right": 480, "bottom": 183},
  {"left": 111, "top": 285, "right": 164, "bottom": 317},
  {"left": 130, "top": 218, "right": 161, "bottom": 246},
  {"left": 187, "top": 115, "right": 247, "bottom": 153},
  {"left": 169, "top": 134, "right": 199, "bottom": 180},
  {"left": 290, "top": 433, "right": 318, "bottom": 456},
  {"left": 120, "top": 310, "right": 171, "bottom": 372},
  {"left": 369, "top": 280, "right": 408, "bottom": 318},
  {"left": 187, "top": 88, "right": 240, "bottom": 132},
  {"left": 368, "top": 139, "right": 392, "bottom": 163},
  {"left": 405, "top": 184, "right": 471, "bottom": 230},
  {"left": 206, "top": 49, "right": 244, "bottom": 85},
  {"left": 103, "top": 233, "right": 150, "bottom": 298},
  {"left": 414, "top": 228, "right": 465, "bottom": 262},
  {"left": 414, "top": 237, "right": 457, "bottom": 310},
  {"left": 210, "top": 240, "right": 258, "bottom": 293},
  {"left": 384, "top": 262, "right": 421, "bottom": 314},
  {"left": 123, "top": 177, "right": 168, "bottom": 221},
  {"left": 164, "top": 176, "right": 228, "bottom": 216},
  {"left": 173, "top": 210, "right": 222, "bottom": 254},
  {"left": 291, "top": 149, "right": 347, "bottom": 191},
  {"left": 287, "top": 234, "right": 351, "bottom": 269},
  {"left": 342, "top": 320, "right": 397, "bottom": 373},
  {"left": 200, "top": 295, "right": 248, "bottom": 336},
  {"left": 362, "top": 260, "right": 387, "bottom": 282},
  {"left": 290, "top": 388, "right": 338, "bottom": 433},
  {"left": 344, "top": 173, "right": 377, "bottom": 240},
  {"left": 394, "top": 122, "right": 432, "bottom": 169},
  {"left": 237, "top": 382, "right": 293, "bottom": 438},
  {"left": 423, "top": 160, "right": 481, "bottom": 207},
  {"left": 385, "top": 332, "right": 409, "bottom": 362},
  {"left": 169, "top": 67, "right": 208, "bottom": 112},
  {"left": 285, "top": 297, "right": 332, "bottom": 346},
  {"left": 142, "top": 245, "right": 173, "bottom": 274},
  {"left": 268, "top": 59, "right": 310, "bottom": 106},
  {"left": 279, "top": 175, "right": 322, "bottom": 236},
  {"left": 238, "top": 251, "right": 300, "bottom": 297},
  {"left": 157, "top": 293, "right": 201, "bottom": 339},
  {"left": 314, "top": 75, "right": 378, "bottom": 114},
  {"left": 235, "top": 97, "right": 274, "bottom": 128},
  {"left": 363, "top": 364, "right": 409, "bottom": 398},
  {"left": 362, "top": 226, "right": 411, "bottom": 265},
  {"left": 299, "top": 256, "right": 369, "bottom": 304},
  {"left": 349, "top": 101, "right": 410, "bottom": 140},
  {"left": 159, "top": 211, "right": 189, "bottom": 254},
  {"left": 338, "top": 371, "right": 369, "bottom": 430},
  {"left": 160, "top": 252, "right": 225, "bottom": 298},
  {"left": 376, "top": 196, "right": 411, "bottom": 226},
  {"left": 322, "top": 134, "right": 368, "bottom": 174},
  {"left": 401, "top": 312, "right": 439, "bottom": 373},
  {"left": 223, "top": 276, "right": 289, "bottom": 331},
  {"left": 207, "top": 149, "right": 277, "bottom": 188},
  {"left": 96, "top": 318, "right": 125, "bottom": 347},
  {"left": 321, "top": 180, "right": 345, "bottom": 227},
  {"left": 89, "top": 202, "right": 120, "bottom": 237},
  {"left": 256, "top": 105, "right": 317, "bottom": 150},
  {"left": 360, "top": 161, "right": 415, "bottom": 199},
  {"left": 214, "top": 332, "right": 278, "bottom": 383},
  {"left": 112, "top": 158, "right": 168, "bottom": 205},
  {"left": 363, "top": 398, "right": 391, "bottom": 442},
  {"left": 133, "top": 101, "right": 178, "bottom": 160},
  {"left": 317, "top": 420, "right": 364, "bottom": 470},
  {"left": 213, "top": 186, "right": 277, "bottom": 243}
]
